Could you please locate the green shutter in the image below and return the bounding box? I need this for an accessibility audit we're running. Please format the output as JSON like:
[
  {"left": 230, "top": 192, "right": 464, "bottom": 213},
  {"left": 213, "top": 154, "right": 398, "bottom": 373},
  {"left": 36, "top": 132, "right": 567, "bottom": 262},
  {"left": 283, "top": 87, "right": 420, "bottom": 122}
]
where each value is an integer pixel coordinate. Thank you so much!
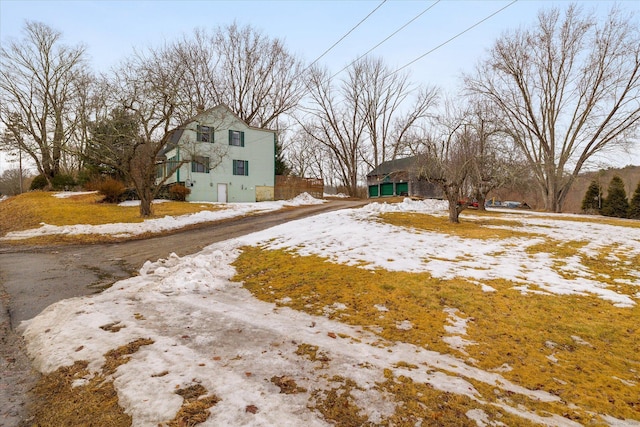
[
  {"left": 228, "top": 130, "right": 232, "bottom": 145},
  {"left": 244, "top": 160, "right": 249, "bottom": 176},
  {"left": 240, "top": 131, "right": 245, "bottom": 147},
  {"left": 232, "top": 159, "right": 237, "bottom": 175},
  {"left": 196, "top": 125, "right": 202, "bottom": 142}
]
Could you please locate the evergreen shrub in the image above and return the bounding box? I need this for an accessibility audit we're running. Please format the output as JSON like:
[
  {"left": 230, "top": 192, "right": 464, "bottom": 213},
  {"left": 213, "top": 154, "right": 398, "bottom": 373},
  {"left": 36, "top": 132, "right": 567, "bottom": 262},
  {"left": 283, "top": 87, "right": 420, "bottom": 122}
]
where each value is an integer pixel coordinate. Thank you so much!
[
  {"left": 581, "top": 180, "right": 602, "bottom": 214},
  {"left": 629, "top": 181, "right": 640, "bottom": 220},
  {"left": 51, "top": 174, "right": 76, "bottom": 191},
  {"left": 29, "top": 175, "right": 48, "bottom": 190},
  {"left": 600, "top": 176, "right": 629, "bottom": 218}
]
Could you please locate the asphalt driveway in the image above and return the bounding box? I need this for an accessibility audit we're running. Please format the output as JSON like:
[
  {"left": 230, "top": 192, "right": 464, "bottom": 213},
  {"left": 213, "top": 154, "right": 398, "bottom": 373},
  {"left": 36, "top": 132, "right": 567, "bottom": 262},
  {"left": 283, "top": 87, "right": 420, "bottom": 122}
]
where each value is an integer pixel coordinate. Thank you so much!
[{"left": 0, "top": 198, "right": 368, "bottom": 426}]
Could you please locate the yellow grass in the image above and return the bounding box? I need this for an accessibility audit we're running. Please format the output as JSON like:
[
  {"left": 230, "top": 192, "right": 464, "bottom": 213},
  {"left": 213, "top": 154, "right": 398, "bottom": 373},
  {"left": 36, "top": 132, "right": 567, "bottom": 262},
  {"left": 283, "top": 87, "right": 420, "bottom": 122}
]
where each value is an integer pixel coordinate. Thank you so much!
[
  {"left": 379, "top": 211, "right": 537, "bottom": 240},
  {"left": 11, "top": 195, "right": 640, "bottom": 424},
  {"left": 233, "top": 239, "right": 640, "bottom": 424},
  {"left": 0, "top": 191, "right": 223, "bottom": 243},
  {"left": 528, "top": 213, "right": 640, "bottom": 229},
  {"left": 30, "top": 338, "right": 154, "bottom": 427}
]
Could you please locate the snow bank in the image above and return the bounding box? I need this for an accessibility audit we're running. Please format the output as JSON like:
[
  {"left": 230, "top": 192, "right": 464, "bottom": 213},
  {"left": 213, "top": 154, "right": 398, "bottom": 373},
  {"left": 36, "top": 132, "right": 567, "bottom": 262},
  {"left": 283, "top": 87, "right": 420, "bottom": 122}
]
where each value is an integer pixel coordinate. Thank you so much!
[{"left": 1, "top": 193, "right": 326, "bottom": 240}]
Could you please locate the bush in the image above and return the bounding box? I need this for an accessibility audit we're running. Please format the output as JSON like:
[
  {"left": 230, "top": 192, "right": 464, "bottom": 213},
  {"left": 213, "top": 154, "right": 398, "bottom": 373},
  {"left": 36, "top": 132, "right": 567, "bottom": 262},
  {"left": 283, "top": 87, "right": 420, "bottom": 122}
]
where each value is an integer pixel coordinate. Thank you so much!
[
  {"left": 83, "top": 178, "right": 101, "bottom": 191},
  {"left": 30, "top": 175, "right": 48, "bottom": 191},
  {"left": 168, "top": 184, "right": 191, "bottom": 201},
  {"left": 76, "top": 168, "right": 100, "bottom": 188},
  {"left": 96, "top": 178, "right": 126, "bottom": 203},
  {"left": 51, "top": 174, "right": 76, "bottom": 191},
  {"left": 600, "top": 176, "right": 629, "bottom": 218}
]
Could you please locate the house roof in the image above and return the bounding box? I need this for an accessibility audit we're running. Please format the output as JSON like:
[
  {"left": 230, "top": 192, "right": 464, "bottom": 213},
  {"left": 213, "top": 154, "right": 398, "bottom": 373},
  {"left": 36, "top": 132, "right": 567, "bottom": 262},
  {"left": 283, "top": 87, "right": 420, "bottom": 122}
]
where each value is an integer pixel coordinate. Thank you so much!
[
  {"left": 186, "top": 104, "right": 277, "bottom": 134},
  {"left": 367, "top": 156, "right": 419, "bottom": 177},
  {"left": 159, "top": 128, "right": 185, "bottom": 157}
]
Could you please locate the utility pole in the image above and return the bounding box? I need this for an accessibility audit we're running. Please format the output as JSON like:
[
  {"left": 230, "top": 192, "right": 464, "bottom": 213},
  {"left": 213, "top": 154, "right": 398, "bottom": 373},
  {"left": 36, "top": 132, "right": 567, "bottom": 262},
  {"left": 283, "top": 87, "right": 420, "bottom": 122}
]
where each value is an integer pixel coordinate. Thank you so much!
[{"left": 18, "top": 146, "right": 23, "bottom": 194}]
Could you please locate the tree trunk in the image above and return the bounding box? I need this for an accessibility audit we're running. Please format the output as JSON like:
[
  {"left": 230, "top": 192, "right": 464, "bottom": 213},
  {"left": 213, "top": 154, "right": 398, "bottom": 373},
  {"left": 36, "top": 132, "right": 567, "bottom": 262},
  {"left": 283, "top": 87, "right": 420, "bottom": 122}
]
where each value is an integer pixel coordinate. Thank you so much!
[
  {"left": 446, "top": 193, "right": 462, "bottom": 223},
  {"left": 474, "top": 189, "right": 487, "bottom": 212},
  {"left": 137, "top": 184, "right": 154, "bottom": 217},
  {"left": 476, "top": 197, "right": 486, "bottom": 211}
]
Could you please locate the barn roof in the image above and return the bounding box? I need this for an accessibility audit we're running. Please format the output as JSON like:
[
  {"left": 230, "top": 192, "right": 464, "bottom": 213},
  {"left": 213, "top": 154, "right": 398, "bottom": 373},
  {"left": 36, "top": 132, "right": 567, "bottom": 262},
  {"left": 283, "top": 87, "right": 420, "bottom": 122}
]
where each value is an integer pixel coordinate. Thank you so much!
[{"left": 367, "top": 156, "right": 419, "bottom": 177}]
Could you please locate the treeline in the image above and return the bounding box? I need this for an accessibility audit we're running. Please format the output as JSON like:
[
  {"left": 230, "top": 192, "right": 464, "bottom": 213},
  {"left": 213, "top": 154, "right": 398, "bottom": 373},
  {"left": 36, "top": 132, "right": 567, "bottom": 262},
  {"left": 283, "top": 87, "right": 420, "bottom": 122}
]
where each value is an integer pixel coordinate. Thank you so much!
[
  {"left": 582, "top": 177, "right": 640, "bottom": 219},
  {"left": 1, "top": 4, "right": 639, "bottom": 219}
]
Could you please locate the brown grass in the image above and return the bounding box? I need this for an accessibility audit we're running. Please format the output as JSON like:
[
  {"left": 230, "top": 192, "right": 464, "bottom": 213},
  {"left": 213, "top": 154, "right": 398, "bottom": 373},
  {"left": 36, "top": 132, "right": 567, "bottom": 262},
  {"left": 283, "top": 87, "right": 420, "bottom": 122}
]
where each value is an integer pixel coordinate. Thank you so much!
[
  {"left": 166, "top": 384, "right": 220, "bottom": 427},
  {"left": 31, "top": 360, "right": 132, "bottom": 427},
  {"left": 233, "top": 244, "right": 640, "bottom": 423},
  {"left": 0, "top": 191, "right": 224, "bottom": 244},
  {"left": 30, "top": 338, "right": 154, "bottom": 427}
]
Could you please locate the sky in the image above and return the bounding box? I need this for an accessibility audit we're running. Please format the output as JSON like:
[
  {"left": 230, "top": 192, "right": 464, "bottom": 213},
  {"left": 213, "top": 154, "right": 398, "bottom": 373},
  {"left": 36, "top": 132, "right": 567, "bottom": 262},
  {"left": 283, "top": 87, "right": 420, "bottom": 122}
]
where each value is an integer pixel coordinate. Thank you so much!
[
  {"left": 2, "top": 0, "right": 633, "bottom": 91},
  {"left": 14, "top": 194, "right": 640, "bottom": 426},
  {"left": 1, "top": 0, "right": 639, "bottom": 170}
]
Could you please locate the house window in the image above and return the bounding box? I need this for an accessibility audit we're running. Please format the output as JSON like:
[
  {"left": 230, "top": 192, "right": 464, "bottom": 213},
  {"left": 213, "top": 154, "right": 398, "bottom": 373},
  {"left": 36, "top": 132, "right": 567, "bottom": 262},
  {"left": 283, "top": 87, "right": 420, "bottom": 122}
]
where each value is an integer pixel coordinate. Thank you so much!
[
  {"left": 191, "top": 156, "right": 210, "bottom": 173},
  {"left": 229, "top": 130, "right": 244, "bottom": 147},
  {"left": 197, "top": 125, "right": 214, "bottom": 143},
  {"left": 166, "top": 155, "right": 179, "bottom": 174},
  {"left": 233, "top": 159, "right": 249, "bottom": 176}
]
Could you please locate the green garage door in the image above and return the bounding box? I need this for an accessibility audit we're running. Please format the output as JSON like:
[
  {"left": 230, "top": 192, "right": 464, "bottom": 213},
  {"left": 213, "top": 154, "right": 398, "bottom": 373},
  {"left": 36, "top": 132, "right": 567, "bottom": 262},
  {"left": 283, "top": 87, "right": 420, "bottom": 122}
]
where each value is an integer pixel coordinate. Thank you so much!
[
  {"left": 368, "top": 185, "right": 379, "bottom": 197},
  {"left": 396, "top": 182, "right": 408, "bottom": 196},
  {"left": 380, "top": 182, "right": 394, "bottom": 196}
]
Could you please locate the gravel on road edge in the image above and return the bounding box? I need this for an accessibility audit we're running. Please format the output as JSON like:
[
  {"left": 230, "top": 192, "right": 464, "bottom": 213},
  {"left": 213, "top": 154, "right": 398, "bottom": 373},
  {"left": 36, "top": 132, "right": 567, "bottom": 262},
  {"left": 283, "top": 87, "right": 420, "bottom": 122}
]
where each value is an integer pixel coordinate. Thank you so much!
[{"left": 1, "top": 287, "right": 37, "bottom": 427}]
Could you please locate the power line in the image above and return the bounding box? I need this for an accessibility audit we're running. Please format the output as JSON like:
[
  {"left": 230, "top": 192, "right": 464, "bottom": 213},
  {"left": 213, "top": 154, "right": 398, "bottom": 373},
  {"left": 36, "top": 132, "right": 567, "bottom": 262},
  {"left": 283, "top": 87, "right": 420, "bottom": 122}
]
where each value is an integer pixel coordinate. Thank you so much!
[
  {"left": 305, "top": 0, "right": 388, "bottom": 72},
  {"left": 392, "top": 0, "right": 518, "bottom": 75},
  {"left": 330, "top": 0, "right": 441, "bottom": 79}
]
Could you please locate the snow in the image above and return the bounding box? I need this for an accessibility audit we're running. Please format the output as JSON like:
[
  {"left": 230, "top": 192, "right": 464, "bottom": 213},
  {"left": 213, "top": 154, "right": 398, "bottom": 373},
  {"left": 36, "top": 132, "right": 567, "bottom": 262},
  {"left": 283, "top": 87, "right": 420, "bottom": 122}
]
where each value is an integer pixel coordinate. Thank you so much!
[
  {"left": 54, "top": 191, "right": 100, "bottom": 198},
  {"left": 15, "top": 195, "right": 640, "bottom": 426},
  {"left": 118, "top": 199, "right": 169, "bottom": 206},
  {"left": 443, "top": 307, "right": 477, "bottom": 355}
]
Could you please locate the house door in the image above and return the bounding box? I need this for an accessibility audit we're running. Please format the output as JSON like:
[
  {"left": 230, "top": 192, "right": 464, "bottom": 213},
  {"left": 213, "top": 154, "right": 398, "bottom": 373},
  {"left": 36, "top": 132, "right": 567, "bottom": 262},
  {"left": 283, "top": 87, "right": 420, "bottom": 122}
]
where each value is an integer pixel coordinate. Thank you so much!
[{"left": 217, "top": 183, "right": 227, "bottom": 203}]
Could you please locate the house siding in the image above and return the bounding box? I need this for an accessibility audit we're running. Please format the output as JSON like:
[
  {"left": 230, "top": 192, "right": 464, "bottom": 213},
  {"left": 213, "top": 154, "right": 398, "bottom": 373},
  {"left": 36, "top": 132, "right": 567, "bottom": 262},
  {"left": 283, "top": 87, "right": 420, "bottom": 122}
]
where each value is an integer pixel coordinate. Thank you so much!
[{"left": 160, "top": 106, "right": 275, "bottom": 203}]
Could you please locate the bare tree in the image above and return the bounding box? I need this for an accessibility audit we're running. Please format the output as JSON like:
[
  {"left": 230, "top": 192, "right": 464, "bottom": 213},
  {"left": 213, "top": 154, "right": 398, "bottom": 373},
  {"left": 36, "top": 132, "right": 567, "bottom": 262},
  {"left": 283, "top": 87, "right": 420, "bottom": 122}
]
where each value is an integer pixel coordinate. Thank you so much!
[
  {"left": 465, "top": 101, "right": 522, "bottom": 210},
  {"left": 417, "top": 103, "right": 476, "bottom": 223},
  {"left": 213, "top": 23, "right": 306, "bottom": 128},
  {"left": 0, "top": 169, "right": 25, "bottom": 196},
  {"left": 359, "top": 57, "right": 439, "bottom": 170},
  {"left": 465, "top": 4, "right": 640, "bottom": 212},
  {"left": 131, "top": 23, "right": 304, "bottom": 129},
  {"left": 92, "top": 51, "right": 235, "bottom": 217},
  {"left": 96, "top": 48, "right": 186, "bottom": 217},
  {"left": 0, "top": 21, "right": 91, "bottom": 186},
  {"left": 164, "top": 29, "right": 220, "bottom": 123},
  {"left": 285, "top": 127, "right": 336, "bottom": 181},
  {"left": 300, "top": 65, "right": 367, "bottom": 195},
  {"left": 301, "top": 57, "right": 438, "bottom": 196}
]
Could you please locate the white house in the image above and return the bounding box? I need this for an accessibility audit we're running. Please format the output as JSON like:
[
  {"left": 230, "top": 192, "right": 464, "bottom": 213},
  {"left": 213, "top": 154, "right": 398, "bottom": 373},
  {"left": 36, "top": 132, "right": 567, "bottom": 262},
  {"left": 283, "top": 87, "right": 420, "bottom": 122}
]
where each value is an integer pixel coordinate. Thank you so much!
[{"left": 157, "top": 105, "right": 276, "bottom": 203}]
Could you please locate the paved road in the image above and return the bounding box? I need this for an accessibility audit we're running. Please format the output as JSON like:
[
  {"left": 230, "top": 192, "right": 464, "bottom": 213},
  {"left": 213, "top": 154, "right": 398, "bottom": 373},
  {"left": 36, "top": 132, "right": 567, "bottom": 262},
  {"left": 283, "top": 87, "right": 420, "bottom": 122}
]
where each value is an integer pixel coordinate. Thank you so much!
[{"left": 0, "top": 199, "right": 368, "bottom": 426}]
